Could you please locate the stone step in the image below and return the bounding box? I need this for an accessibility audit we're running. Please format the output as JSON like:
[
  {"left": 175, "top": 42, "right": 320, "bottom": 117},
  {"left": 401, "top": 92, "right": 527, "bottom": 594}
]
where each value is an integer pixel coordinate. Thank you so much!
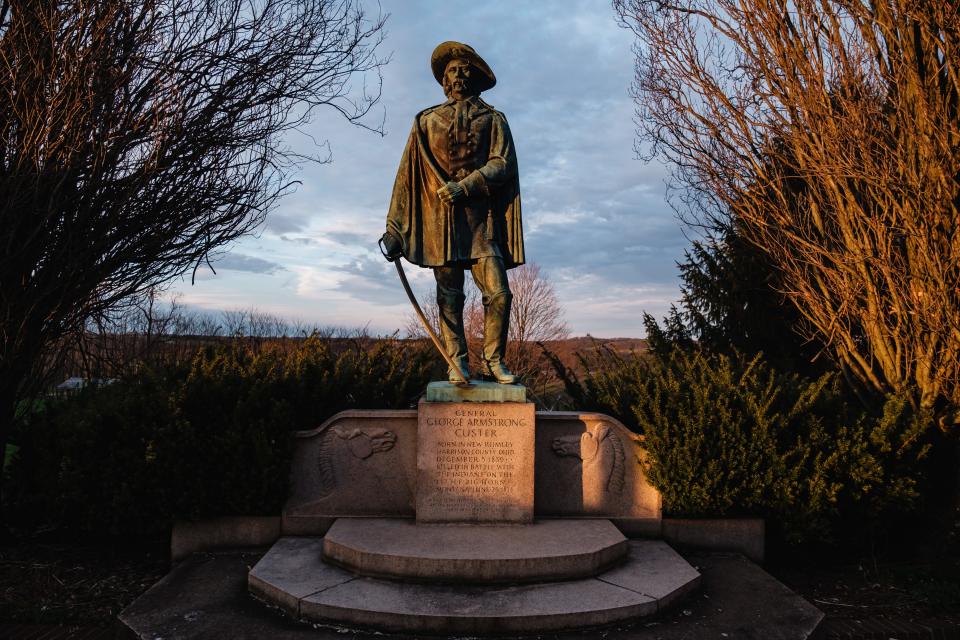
[
  {"left": 321, "top": 517, "right": 629, "bottom": 583},
  {"left": 249, "top": 535, "right": 702, "bottom": 634},
  {"left": 123, "top": 549, "right": 824, "bottom": 639}
]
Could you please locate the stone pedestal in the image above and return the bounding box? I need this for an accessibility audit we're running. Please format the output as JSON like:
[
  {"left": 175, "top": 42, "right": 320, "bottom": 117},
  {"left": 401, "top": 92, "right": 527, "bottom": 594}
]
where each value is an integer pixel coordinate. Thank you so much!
[
  {"left": 416, "top": 391, "right": 535, "bottom": 523},
  {"left": 247, "top": 535, "right": 704, "bottom": 635},
  {"left": 322, "top": 518, "right": 628, "bottom": 583},
  {"left": 237, "top": 398, "right": 710, "bottom": 634},
  {"left": 282, "top": 409, "right": 662, "bottom": 532}
]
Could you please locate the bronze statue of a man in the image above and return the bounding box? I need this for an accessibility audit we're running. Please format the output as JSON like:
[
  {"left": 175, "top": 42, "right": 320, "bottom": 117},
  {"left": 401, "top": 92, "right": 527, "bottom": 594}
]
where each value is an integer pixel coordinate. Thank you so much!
[{"left": 381, "top": 41, "right": 524, "bottom": 384}]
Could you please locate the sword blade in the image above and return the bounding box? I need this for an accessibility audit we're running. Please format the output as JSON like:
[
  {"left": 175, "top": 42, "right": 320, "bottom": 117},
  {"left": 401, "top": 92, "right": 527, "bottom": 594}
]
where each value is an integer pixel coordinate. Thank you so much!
[{"left": 393, "top": 260, "right": 471, "bottom": 385}]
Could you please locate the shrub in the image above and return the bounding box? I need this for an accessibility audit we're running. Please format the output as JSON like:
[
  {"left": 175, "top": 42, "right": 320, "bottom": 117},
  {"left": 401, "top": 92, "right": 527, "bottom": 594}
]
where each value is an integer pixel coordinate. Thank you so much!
[
  {"left": 552, "top": 345, "right": 929, "bottom": 543},
  {"left": 5, "top": 335, "right": 435, "bottom": 535},
  {"left": 7, "top": 369, "right": 177, "bottom": 535}
]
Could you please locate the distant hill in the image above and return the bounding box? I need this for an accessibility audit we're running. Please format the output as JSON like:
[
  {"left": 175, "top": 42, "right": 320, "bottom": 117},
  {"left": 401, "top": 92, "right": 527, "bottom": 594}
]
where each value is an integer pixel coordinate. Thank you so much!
[
  {"left": 538, "top": 337, "right": 647, "bottom": 375},
  {"left": 52, "top": 332, "right": 647, "bottom": 389}
]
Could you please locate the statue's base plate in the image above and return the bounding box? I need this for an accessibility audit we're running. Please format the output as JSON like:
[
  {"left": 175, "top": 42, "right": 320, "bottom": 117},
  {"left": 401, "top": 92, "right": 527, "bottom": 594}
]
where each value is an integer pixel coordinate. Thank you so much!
[{"left": 426, "top": 380, "right": 526, "bottom": 403}]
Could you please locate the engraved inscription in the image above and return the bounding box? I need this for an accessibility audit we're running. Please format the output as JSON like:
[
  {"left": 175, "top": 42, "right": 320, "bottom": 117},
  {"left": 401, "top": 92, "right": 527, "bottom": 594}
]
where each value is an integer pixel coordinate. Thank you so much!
[{"left": 418, "top": 402, "right": 534, "bottom": 522}]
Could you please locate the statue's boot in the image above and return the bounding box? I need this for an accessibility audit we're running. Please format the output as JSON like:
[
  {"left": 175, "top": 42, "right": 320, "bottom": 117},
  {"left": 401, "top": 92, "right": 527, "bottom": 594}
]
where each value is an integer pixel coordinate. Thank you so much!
[
  {"left": 481, "top": 291, "right": 516, "bottom": 384},
  {"left": 437, "top": 288, "right": 470, "bottom": 383}
]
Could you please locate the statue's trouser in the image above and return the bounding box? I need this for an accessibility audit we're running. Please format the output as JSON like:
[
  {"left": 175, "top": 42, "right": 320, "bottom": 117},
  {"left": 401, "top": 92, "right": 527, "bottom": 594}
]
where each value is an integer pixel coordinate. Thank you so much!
[{"left": 435, "top": 256, "right": 513, "bottom": 376}]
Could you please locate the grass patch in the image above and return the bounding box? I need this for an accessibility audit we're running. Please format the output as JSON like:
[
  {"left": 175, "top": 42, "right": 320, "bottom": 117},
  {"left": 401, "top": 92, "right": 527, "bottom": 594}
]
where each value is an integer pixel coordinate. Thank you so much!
[{"left": 0, "top": 538, "right": 167, "bottom": 624}]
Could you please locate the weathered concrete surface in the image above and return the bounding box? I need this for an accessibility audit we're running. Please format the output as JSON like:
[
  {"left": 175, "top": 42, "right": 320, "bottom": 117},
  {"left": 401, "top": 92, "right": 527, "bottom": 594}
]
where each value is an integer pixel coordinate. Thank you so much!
[
  {"left": 567, "top": 552, "right": 824, "bottom": 640},
  {"left": 252, "top": 537, "right": 695, "bottom": 633},
  {"left": 171, "top": 516, "right": 280, "bottom": 561},
  {"left": 247, "top": 537, "right": 353, "bottom": 615},
  {"left": 602, "top": 540, "right": 702, "bottom": 611},
  {"left": 117, "top": 551, "right": 324, "bottom": 640},
  {"left": 280, "top": 513, "right": 337, "bottom": 536},
  {"left": 321, "top": 518, "right": 628, "bottom": 583},
  {"left": 417, "top": 400, "right": 535, "bottom": 523},
  {"left": 120, "top": 550, "right": 821, "bottom": 639},
  {"left": 663, "top": 517, "right": 766, "bottom": 563},
  {"left": 425, "top": 380, "right": 527, "bottom": 402},
  {"left": 300, "top": 573, "right": 656, "bottom": 634},
  {"left": 285, "top": 410, "right": 661, "bottom": 530}
]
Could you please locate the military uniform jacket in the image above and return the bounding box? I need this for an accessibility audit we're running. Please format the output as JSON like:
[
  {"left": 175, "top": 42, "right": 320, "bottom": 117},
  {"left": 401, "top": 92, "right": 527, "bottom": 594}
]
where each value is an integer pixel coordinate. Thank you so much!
[{"left": 385, "top": 96, "right": 524, "bottom": 268}]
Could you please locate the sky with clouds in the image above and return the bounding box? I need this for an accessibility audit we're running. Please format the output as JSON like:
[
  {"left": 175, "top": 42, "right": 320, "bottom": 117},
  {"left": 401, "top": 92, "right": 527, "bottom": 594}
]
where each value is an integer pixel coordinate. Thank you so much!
[{"left": 169, "top": 0, "right": 690, "bottom": 338}]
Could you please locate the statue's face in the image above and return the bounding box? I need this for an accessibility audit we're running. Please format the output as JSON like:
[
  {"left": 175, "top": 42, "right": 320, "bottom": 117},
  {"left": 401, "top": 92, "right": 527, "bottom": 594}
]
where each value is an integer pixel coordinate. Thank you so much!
[{"left": 443, "top": 58, "right": 476, "bottom": 100}]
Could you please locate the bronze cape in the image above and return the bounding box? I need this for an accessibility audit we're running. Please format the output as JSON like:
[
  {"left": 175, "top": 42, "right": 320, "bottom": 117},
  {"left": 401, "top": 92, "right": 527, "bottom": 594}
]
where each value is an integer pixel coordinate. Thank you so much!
[{"left": 385, "top": 110, "right": 525, "bottom": 269}]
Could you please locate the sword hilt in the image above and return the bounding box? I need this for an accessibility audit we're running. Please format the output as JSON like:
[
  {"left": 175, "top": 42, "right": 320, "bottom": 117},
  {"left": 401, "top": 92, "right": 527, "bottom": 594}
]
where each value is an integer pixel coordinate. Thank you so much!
[{"left": 378, "top": 236, "right": 397, "bottom": 263}]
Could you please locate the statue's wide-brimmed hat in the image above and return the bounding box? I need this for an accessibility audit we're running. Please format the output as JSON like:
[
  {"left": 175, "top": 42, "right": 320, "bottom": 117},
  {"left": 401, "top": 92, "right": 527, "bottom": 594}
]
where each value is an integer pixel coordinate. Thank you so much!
[{"left": 431, "top": 41, "right": 496, "bottom": 93}]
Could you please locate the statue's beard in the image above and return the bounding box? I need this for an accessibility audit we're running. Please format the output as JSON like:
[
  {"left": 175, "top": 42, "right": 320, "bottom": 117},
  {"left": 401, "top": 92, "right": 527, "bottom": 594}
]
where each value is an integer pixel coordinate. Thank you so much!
[{"left": 443, "top": 77, "right": 474, "bottom": 99}]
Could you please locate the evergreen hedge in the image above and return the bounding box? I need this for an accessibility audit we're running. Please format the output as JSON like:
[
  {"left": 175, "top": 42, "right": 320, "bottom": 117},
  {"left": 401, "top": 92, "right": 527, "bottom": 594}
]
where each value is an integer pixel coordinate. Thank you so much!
[
  {"left": 5, "top": 335, "right": 435, "bottom": 535},
  {"left": 553, "top": 345, "right": 929, "bottom": 543}
]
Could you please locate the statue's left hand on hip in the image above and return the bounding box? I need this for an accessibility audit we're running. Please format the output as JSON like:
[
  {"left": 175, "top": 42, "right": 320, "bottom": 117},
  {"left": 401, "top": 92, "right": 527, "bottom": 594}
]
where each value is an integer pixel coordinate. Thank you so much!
[{"left": 437, "top": 181, "right": 466, "bottom": 205}]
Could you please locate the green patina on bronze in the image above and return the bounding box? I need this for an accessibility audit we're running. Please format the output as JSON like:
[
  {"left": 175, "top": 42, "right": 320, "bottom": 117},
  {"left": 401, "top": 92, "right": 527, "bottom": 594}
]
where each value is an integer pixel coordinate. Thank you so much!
[
  {"left": 424, "top": 380, "right": 527, "bottom": 403},
  {"left": 385, "top": 59, "right": 524, "bottom": 268},
  {"left": 383, "top": 41, "right": 525, "bottom": 384}
]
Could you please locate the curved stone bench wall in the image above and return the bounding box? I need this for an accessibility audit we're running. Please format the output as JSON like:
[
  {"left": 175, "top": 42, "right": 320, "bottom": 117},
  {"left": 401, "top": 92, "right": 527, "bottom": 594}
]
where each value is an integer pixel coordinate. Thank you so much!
[{"left": 283, "top": 409, "right": 661, "bottom": 536}]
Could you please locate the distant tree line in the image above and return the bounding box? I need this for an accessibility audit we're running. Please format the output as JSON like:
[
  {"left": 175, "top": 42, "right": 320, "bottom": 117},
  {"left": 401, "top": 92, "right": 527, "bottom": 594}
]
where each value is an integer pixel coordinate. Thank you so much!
[{"left": 64, "top": 289, "right": 368, "bottom": 381}]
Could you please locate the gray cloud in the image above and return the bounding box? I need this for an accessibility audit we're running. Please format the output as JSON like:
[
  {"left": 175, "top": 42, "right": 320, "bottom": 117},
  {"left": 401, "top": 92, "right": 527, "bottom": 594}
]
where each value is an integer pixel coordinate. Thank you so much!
[
  {"left": 178, "top": 1, "right": 691, "bottom": 336},
  {"left": 264, "top": 210, "right": 310, "bottom": 234},
  {"left": 330, "top": 255, "right": 408, "bottom": 306},
  {"left": 328, "top": 230, "right": 375, "bottom": 247},
  {"left": 279, "top": 234, "right": 321, "bottom": 246},
  {"left": 213, "top": 253, "right": 285, "bottom": 275}
]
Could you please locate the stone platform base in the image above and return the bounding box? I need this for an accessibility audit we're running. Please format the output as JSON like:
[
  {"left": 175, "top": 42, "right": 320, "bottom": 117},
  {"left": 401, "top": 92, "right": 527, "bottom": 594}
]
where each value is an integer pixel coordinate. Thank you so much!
[
  {"left": 322, "top": 517, "right": 628, "bottom": 583},
  {"left": 249, "top": 532, "right": 700, "bottom": 634},
  {"left": 120, "top": 550, "right": 824, "bottom": 639}
]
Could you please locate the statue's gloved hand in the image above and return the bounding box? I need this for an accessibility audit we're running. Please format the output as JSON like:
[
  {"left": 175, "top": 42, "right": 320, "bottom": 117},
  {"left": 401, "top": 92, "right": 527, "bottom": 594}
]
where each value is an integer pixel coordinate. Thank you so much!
[
  {"left": 379, "top": 231, "right": 402, "bottom": 260},
  {"left": 437, "top": 180, "right": 466, "bottom": 205}
]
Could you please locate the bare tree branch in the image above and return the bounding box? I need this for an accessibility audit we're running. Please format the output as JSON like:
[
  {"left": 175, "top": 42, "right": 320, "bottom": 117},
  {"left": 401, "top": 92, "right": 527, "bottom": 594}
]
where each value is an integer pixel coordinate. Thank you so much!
[
  {"left": 0, "top": 0, "right": 387, "bottom": 489},
  {"left": 617, "top": 0, "right": 960, "bottom": 428}
]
